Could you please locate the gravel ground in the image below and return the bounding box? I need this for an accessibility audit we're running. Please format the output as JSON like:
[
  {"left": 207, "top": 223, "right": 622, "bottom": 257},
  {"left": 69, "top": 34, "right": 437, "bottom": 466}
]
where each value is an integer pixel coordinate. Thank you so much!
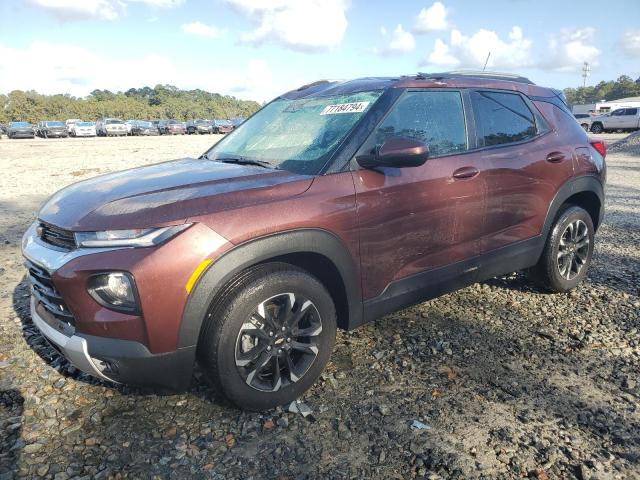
[{"left": 0, "top": 133, "right": 638, "bottom": 480}]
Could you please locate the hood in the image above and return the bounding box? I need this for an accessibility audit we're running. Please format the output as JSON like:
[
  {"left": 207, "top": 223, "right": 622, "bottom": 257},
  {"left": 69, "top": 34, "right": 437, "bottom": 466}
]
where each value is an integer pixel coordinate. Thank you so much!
[{"left": 38, "top": 158, "right": 314, "bottom": 231}]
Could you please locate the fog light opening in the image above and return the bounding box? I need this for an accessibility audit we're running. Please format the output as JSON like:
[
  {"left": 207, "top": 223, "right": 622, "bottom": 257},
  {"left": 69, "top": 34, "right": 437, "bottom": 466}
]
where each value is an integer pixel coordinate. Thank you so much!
[{"left": 87, "top": 272, "right": 140, "bottom": 314}]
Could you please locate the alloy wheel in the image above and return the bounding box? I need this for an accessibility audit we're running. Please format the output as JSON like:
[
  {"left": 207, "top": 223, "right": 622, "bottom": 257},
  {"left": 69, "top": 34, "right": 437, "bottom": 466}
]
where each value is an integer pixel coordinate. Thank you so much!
[
  {"left": 234, "top": 292, "right": 322, "bottom": 392},
  {"left": 557, "top": 219, "right": 590, "bottom": 280}
]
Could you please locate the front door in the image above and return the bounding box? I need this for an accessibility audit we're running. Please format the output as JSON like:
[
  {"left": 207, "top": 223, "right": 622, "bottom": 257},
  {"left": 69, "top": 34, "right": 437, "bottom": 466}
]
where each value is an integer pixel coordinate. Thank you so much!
[{"left": 352, "top": 89, "right": 486, "bottom": 301}]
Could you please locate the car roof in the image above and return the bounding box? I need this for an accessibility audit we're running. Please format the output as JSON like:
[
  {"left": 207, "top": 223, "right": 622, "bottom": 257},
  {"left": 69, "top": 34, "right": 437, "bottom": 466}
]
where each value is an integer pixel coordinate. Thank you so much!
[{"left": 280, "top": 71, "right": 557, "bottom": 100}]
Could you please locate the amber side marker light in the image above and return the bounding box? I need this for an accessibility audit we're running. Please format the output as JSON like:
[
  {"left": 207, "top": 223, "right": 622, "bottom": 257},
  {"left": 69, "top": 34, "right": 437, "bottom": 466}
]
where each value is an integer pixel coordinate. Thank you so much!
[{"left": 185, "top": 259, "right": 213, "bottom": 294}]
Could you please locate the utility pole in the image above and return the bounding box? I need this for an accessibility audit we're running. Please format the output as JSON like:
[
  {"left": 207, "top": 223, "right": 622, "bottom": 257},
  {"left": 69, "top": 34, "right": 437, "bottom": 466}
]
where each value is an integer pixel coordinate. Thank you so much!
[
  {"left": 581, "top": 62, "right": 590, "bottom": 88},
  {"left": 482, "top": 52, "right": 491, "bottom": 72}
]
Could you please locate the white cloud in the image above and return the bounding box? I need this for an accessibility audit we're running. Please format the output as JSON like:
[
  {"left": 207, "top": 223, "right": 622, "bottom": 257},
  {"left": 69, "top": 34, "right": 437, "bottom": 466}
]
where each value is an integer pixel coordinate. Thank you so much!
[
  {"left": 620, "top": 29, "right": 640, "bottom": 58},
  {"left": 27, "top": 0, "right": 183, "bottom": 21},
  {"left": 0, "top": 41, "right": 291, "bottom": 102},
  {"left": 422, "top": 26, "right": 533, "bottom": 70},
  {"left": 541, "top": 28, "right": 600, "bottom": 72},
  {"left": 27, "top": 0, "right": 125, "bottom": 21},
  {"left": 181, "top": 21, "right": 227, "bottom": 39},
  {"left": 415, "top": 2, "right": 448, "bottom": 33},
  {"left": 374, "top": 24, "right": 415, "bottom": 55},
  {"left": 225, "top": 0, "right": 348, "bottom": 51},
  {"left": 427, "top": 38, "right": 458, "bottom": 67},
  {"left": 127, "top": 0, "right": 184, "bottom": 6}
]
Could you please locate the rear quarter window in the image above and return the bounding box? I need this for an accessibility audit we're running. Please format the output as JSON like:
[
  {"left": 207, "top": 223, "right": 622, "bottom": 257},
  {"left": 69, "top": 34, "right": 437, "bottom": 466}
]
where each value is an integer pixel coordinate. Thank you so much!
[{"left": 472, "top": 91, "right": 538, "bottom": 147}]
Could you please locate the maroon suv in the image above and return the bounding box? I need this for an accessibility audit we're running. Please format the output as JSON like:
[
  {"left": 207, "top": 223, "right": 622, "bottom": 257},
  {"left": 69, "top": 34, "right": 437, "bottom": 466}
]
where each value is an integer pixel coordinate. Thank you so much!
[{"left": 22, "top": 72, "right": 606, "bottom": 410}]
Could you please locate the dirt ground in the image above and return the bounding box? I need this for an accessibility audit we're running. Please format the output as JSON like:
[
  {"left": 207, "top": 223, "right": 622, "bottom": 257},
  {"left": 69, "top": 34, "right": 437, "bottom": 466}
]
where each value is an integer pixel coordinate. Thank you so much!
[{"left": 0, "top": 132, "right": 638, "bottom": 479}]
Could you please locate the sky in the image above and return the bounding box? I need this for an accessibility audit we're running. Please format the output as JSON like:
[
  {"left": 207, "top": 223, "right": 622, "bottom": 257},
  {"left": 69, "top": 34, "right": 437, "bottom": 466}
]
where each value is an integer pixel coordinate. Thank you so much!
[{"left": 1, "top": 0, "right": 639, "bottom": 102}]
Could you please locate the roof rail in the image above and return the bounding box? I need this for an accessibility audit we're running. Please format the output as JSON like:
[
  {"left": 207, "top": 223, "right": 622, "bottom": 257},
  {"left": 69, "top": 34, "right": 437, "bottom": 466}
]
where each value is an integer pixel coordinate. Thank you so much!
[{"left": 417, "top": 70, "right": 535, "bottom": 85}]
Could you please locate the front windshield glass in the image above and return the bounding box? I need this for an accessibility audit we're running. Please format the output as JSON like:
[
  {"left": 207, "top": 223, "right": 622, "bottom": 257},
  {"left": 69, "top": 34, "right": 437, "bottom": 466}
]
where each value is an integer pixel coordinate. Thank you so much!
[
  {"left": 205, "top": 91, "right": 382, "bottom": 175},
  {"left": 46, "top": 121, "right": 65, "bottom": 127},
  {"left": 10, "top": 122, "right": 30, "bottom": 127},
  {"left": 138, "top": 121, "right": 152, "bottom": 127},
  {"left": 106, "top": 119, "right": 123, "bottom": 124}
]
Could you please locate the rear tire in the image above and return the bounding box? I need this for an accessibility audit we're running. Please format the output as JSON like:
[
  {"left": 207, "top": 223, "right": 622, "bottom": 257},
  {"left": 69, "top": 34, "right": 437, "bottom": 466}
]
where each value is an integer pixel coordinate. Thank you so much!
[
  {"left": 197, "top": 263, "right": 337, "bottom": 411},
  {"left": 529, "top": 205, "right": 594, "bottom": 293}
]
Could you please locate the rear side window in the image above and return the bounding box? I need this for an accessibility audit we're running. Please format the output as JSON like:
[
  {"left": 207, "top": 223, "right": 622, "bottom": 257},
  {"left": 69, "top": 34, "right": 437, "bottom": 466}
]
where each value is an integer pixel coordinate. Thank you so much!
[
  {"left": 366, "top": 90, "right": 467, "bottom": 158},
  {"left": 625, "top": 108, "right": 638, "bottom": 115},
  {"left": 472, "top": 91, "right": 537, "bottom": 147}
]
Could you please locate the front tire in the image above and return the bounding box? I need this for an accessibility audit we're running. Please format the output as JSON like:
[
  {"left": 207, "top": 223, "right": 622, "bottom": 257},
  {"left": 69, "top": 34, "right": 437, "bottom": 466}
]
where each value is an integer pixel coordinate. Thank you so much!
[
  {"left": 530, "top": 205, "right": 594, "bottom": 292},
  {"left": 197, "top": 263, "right": 337, "bottom": 411},
  {"left": 590, "top": 123, "right": 604, "bottom": 134}
]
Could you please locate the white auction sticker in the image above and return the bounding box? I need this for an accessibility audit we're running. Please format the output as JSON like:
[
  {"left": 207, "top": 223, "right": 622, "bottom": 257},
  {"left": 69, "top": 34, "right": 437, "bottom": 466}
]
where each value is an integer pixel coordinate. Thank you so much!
[{"left": 320, "top": 102, "right": 370, "bottom": 115}]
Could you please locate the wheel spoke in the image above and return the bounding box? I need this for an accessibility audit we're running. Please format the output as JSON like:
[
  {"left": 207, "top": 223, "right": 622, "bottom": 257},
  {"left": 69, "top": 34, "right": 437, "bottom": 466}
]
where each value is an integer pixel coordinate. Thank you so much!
[
  {"left": 271, "top": 356, "right": 282, "bottom": 391},
  {"left": 235, "top": 341, "right": 267, "bottom": 367},
  {"left": 284, "top": 353, "right": 299, "bottom": 383},
  {"left": 290, "top": 341, "right": 319, "bottom": 356},
  {"left": 292, "top": 323, "right": 322, "bottom": 337},
  {"left": 245, "top": 350, "right": 272, "bottom": 387}
]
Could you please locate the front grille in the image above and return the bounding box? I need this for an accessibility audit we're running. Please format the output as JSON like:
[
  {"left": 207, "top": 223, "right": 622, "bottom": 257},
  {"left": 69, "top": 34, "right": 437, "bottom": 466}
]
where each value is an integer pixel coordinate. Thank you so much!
[
  {"left": 26, "top": 260, "right": 76, "bottom": 330},
  {"left": 38, "top": 222, "right": 76, "bottom": 250}
]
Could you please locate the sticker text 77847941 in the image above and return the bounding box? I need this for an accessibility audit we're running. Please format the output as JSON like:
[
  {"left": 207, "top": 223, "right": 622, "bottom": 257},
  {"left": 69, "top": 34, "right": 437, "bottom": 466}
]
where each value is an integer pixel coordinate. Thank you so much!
[{"left": 320, "top": 102, "right": 370, "bottom": 115}]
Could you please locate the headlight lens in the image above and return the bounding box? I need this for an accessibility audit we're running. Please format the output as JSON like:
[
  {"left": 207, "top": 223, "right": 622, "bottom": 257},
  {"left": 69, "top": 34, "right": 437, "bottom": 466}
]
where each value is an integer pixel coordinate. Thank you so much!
[
  {"left": 87, "top": 272, "right": 139, "bottom": 313},
  {"left": 75, "top": 224, "right": 191, "bottom": 248}
]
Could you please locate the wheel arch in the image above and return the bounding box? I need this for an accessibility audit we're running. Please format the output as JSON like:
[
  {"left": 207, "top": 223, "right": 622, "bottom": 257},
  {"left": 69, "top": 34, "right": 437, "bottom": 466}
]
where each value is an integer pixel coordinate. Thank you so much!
[
  {"left": 177, "top": 229, "right": 362, "bottom": 350},
  {"left": 543, "top": 176, "right": 604, "bottom": 240}
]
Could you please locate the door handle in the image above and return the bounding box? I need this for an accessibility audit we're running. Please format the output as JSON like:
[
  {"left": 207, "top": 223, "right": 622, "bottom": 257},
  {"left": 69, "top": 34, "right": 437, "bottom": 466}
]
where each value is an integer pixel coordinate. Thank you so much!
[
  {"left": 546, "top": 151, "right": 566, "bottom": 163},
  {"left": 452, "top": 166, "right": 479, "bottom": 179}
]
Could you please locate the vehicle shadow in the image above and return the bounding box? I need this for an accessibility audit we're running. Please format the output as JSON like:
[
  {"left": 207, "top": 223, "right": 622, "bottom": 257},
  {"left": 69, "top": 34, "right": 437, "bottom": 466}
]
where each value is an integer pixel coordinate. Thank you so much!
[{"left": 0, "top": 389, "right": 24, "bottom": 479}]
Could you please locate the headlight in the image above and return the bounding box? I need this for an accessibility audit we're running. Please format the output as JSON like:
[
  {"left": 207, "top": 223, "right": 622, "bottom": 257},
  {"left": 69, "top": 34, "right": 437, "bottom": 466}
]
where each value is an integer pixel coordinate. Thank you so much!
[
  {"left": 75, "top": 224, "right": 191, "bottom": 248},
  {"left": 87, "top": 272, "right": 139, "bottom": 313}
]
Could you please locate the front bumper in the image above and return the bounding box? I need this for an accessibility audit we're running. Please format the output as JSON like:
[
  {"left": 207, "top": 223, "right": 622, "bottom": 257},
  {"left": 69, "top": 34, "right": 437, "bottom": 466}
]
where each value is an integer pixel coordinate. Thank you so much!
[
  {"left": 21, "top": 221, "right": 229, "bottom": 390},
  {"left": 30, "top": 296, "right": 113, "bottom": 381},
  {"left": 30, "top": 296, "right": 195, "bottom": 389}
]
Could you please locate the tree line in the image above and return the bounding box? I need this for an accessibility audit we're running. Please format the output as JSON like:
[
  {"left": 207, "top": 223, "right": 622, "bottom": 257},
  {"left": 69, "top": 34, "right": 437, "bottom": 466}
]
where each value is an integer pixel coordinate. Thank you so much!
[
  {"left": 0, "top": 85, "right": 262, "bottom": 124},
  {"left": 563, "top": 75, "right": 640, "bottom": 107}
]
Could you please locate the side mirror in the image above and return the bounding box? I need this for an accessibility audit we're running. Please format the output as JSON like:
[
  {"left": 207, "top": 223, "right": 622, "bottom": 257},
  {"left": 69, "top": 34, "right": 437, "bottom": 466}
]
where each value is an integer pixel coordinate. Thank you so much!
[{"left": 356, "top": 136, "right": 429, "bottom": 168}]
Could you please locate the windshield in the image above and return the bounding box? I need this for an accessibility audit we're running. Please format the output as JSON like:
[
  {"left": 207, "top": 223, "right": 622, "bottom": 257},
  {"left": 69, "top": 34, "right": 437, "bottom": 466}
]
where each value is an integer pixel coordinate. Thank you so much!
[
  {"left": 205, "top": 91, "right": 381, "bottom": 175},
  {"left": 76, "top": 122, "right": 94, "bottom": 127},
  {"left": 138, "top": 121, "right": 152, "bottom": 127},
  {"left": 46, "top": 121, "right": 65, "bottom": 127},
  {"left": 106, "top": 119, "right": 123, "bottom": 124},
  {"left": 10, "top": 122, "right": 31, "bottom": 127}
]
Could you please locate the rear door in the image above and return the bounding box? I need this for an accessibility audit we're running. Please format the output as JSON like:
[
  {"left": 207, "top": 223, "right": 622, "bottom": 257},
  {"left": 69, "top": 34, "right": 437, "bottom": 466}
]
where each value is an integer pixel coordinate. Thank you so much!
[
  {"left": 469, "top": 90, "right": 574, "bottom": 254},
  {"left": 621, "top": 108, "right": 639, "bottom": 129},
  {"left": 352, "top": 89, "right": 486, "bottom": 300}
]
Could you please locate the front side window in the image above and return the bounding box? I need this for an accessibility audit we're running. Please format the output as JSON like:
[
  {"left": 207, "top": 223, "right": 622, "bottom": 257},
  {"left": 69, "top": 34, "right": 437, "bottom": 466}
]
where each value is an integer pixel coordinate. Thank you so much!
[
  {"left": 360, "top": 90, "right": 467, "bottom": 159},
  {"left": 205, "top": 91, "right": 382, "bottom": 175},
  {"left": 472, "top": 91, "right": 537, "bottom": 147}
]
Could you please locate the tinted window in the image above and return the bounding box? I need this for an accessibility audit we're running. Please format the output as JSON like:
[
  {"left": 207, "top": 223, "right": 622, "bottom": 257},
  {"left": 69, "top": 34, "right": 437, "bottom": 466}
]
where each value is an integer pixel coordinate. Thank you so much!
[
  {"left": 366, "top": 90, "right": 467, "bottom": 158},
  {"left": 625, "top": 108, "right": 638, "bottom": 115},
  {"left": 472, "top": 91, "right": 537, "bottom": 147},
  {"left": 611, "top": 109, "right": 625, "bottom": 116}
]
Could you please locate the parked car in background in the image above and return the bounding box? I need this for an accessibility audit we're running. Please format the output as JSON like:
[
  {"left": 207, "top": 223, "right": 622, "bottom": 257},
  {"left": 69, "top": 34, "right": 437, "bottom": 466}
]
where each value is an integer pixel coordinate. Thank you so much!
[
  {"left": 125, "top": 120, "right": 137, "bottom": 135},
  {"left": 71, "top": 121, "right": 97, "bottom": 137},
  {"left": 158, "top": 119, "right": 186, "bottom": 135},
  {"left": 230, "top": 117, "right": 245, "bottom": 129},
  {"left": 96, "top": 118, "right": 127, "bottom": 137},
  {"left": 211, "top": 119, "right": 233, "bottom": 134},
  {"left": 19, "top": 72, "right": 606, "bottom": 410},
  {"left": 573, "top": 113, "right": 591, "bottom": 132},
  {"left": 37, "top": 121, "right": 68, "bottom": 138},
  {"left": 7, "top": 121, "right": 35, "bottom": 139},
  {"left": 131, "top": 120, "right": 159, "bottom": 136},
  {"left": 589, "top": 107, "right": 640, "bottom": 133},
  {"left": 65, "top": 119, "right": 81, "bottom": 134},
  {"left": 186, "top": 119, "right": 212, "bottom": 134}
]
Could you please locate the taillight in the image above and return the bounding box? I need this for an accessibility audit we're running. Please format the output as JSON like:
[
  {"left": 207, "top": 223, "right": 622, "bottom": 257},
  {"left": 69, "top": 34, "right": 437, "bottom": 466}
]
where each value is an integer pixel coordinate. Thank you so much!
[{"left": 590, "top": 141, "right": 606, "bottom": 158}]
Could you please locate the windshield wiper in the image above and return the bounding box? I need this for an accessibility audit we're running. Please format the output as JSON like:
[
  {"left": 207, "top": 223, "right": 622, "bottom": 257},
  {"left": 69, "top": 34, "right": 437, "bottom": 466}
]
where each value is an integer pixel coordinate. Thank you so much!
[{"left": 212, "top": 155, "right": 276, "bottom": 169}]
